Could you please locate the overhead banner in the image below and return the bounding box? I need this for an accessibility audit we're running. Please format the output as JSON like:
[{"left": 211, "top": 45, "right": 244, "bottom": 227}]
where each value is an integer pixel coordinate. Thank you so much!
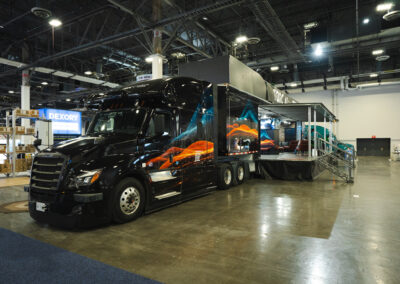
[{"left": 39, "top": 108, "right": 81, "bottom": 135}]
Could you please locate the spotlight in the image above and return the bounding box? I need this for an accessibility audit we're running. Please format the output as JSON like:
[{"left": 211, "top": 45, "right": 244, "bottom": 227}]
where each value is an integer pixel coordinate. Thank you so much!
[
  {"left": 41, "top": 81, "right": 48, "bottom": 85},
  {"left": 84, "top": 70, "right": 93, "bottom": 75},
  {"left": 363, "top": 18, "right": 370, "bottom": 24},
  {"left": 270, "top": 66, "right": 279, "bottom": 72},
  {"left": 8, "top": 90, "right": 14, "bottom": 94},
  {"left": 235, "top": 35, "right": 248, "bottom": 44},
  {"left": 202, "top": 16, "right": 208, "bottom": 20},
  {"left": 314, "top": 44, "right": 323, "bottom": 57},
  {"left": 372, "top": 49, "right": 384, "bottom": 55},
  {"left": 66, "top": 98, "right": 71, "bottom": 102},
  {"left": 48, "top": 18, "right": 62, "bottom": 27},
  {"left": 376, "top": 3, "right": 393, "bottom": 12}
]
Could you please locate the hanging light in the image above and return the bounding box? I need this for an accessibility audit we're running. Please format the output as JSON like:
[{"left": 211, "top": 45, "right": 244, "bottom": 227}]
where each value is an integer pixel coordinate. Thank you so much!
[
  {"left": 48, "top": 18, "right": 62, "bottom": 27},
  {"left": 235, "top": 35, "right": 248, "bottom": 43}
]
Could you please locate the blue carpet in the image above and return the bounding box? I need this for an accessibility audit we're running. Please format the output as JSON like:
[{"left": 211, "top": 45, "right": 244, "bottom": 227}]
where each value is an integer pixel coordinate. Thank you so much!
[{"left": 0, "top": 227, "right": 160, "bottom": 284}]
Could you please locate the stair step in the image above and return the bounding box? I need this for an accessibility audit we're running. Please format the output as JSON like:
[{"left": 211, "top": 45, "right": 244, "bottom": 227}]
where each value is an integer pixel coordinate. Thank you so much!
[{"left": 155, "top": 191, "right": 181, "bottom": 200}]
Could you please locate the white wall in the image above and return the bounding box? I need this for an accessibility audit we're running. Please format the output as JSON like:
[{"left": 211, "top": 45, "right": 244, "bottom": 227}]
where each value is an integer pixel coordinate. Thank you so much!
[{"left": 290, "top": 85, "right": 400, "bottom": 154}]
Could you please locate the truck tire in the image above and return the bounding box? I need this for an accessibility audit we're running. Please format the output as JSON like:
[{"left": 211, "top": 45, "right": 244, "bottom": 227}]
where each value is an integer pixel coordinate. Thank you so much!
[
  {"left": 112, "top": 178, "right": 145, "bottom": 224},
  {"left": 236, "top": 163, "right": 245, "bottom": 184},
  {"left": 218, "top": 163, "right": 233, "bottom": 190}
]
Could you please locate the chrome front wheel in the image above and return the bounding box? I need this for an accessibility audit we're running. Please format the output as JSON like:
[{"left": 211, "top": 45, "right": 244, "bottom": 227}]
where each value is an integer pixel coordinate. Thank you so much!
[{"left": 120, "top": 187, "right": 141, "bottom": 215}]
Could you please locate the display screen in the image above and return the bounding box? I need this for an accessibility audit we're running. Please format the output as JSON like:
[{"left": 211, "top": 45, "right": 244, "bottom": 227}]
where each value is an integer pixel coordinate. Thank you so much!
[{"left": 39, "top": 108, "right": 82, "bottom": 135}]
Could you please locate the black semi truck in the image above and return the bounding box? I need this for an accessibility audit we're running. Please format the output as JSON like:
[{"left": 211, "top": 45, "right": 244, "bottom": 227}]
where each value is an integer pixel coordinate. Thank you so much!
[{"left": 27, "top": 76, "right": 270, "bottom": 228}]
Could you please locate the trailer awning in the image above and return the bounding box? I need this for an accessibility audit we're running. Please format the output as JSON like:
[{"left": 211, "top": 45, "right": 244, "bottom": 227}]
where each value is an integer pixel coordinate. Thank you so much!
[{"left": 259, "top": 103, "right": 337, "bottom": 122}]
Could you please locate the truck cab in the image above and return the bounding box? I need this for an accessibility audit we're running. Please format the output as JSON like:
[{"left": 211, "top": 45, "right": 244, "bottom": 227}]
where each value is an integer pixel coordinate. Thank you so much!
[{"left": 28, "top": 77, "right": 218, "bottom": 228}]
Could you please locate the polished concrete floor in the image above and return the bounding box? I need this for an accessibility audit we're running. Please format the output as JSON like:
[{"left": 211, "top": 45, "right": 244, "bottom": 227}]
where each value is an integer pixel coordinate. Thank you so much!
[{"left": 1, "top": 157, "right": 400, "bottom": 283}]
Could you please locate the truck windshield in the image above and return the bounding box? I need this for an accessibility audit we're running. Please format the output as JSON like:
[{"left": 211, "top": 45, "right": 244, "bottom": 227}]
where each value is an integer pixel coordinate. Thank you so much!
[{"left": 87, "top": 109, "right": 146, "bottom": 136}]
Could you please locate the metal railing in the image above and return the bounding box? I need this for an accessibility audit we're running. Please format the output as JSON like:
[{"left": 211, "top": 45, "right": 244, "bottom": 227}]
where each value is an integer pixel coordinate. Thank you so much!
[{"left": 316, "top": 138, "right": 355, "bottom": 183}]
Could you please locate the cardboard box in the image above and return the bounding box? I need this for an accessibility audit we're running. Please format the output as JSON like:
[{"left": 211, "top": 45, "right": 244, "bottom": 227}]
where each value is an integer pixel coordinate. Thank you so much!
[
  {"left": 0, "top": 161, "right": 11, "bottom": 174},
  {"left": 15, "top": 145, "right": 26, "bottom": 153},
  {"left": 26, "top": 145, "right": 36, "bottom": 152},
  {"left": 15, "top": 109, "right": 30, "bottom": 117},
  {"left": 15, "top": 126, "right": 25, "bottom": 135},
  {"left": 0, "top": 145, "right": 6, "bottom": 153},
  {"left": 25, "top": 128, "right": 35, "bottom": 135},
  {"left": 25, "top": 157, "right": 33, "bottom": 170},
  {"left": 0, "top": 127, "right": 12, "bottom": 135},
  {"left": 29, "top": 109, "right": 39, "bottom": 118},
  {"left": 15, "top": 159, "right": 27, "bottom": 172}
]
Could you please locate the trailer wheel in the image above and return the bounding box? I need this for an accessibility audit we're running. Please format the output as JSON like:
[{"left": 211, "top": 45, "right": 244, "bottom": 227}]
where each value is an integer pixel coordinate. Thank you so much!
[
  {"left": 218, "top": 164, "right": 233, "bottom": 190},
  {"left": 236, "top": 163, "right": 245, "bottom": 184},
  {"left": 112, "top": 178, "right": 145, "bottom": 224}
]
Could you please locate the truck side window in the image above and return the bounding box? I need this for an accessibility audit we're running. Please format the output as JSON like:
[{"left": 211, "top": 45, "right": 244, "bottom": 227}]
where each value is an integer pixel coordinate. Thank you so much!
[{"left": 147, "top": 113, "right": 172, "bottom": 137}]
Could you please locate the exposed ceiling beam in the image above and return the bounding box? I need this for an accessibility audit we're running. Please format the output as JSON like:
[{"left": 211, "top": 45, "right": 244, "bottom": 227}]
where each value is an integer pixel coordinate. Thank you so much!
[
  {"left": 0, "top": 57, "right": 120, "bottom": 88},
  {"left": 250, "top": 0, "right": 305, "bottom": 62}
]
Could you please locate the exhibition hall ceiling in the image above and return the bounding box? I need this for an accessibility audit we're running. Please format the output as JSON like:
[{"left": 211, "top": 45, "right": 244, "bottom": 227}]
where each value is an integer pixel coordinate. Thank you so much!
[{"left": 0, "top": 0, "right": 399, "bottom": 107}]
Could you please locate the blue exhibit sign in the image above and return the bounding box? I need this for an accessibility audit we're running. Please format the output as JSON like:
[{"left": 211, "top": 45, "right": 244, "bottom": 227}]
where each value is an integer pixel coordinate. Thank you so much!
[{"left": 39, "top": 108, "right": 82, "bottom": 135}]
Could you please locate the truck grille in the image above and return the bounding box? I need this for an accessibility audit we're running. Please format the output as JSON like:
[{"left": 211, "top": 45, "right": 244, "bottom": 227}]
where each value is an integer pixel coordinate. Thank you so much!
[{"left": 30, "top": 154, "right": 66, "bottom": 200}]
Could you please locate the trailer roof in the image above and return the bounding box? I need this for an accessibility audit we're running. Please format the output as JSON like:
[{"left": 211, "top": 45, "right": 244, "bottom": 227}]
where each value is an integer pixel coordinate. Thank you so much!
[{"left": 259, "top": 103, "right": 337, "bottom": 122}]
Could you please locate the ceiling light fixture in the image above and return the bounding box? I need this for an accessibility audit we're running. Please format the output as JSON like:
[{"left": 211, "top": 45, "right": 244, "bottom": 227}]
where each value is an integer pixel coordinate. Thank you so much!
[
  {"left": 270, "top": 66, "right": 279, "bottom": 71},
  {"left": 145, "top": 56, "right": 153, "bottom": 63},
  {"left": 66, "top": 98, "right": 71, "bottom": 102},
  {"left": 314, "top": 44, "right": 323, "bottom": 57},
  {"left": 370, "top": 73, "right": 378, "bottom": 78},
  {"left": 235, "top": 35, "right": 248, "bottom": 44},
  {"left": 303, "top": 21, "right": 319, "bottom": 30},
  {"left": 84, "top": 70, "right": 93, "bottom": 75},
  {"left": 202, "top": 16, "right": 208, "bottom": 20},
  {"left": 363, "top": 18, "right": 370, "bottom": 24},
  {"left": 41, "top": 81, "right": 48, "bottom": 85},
  {"left": 376, "top": 3, "right": 394, "bottom": 12},
  {"left": 48, "top": 18, "right": 62, "bottom": 27},
  {"left": 372, "top": 49, "right": 384, "bottom": 55},
  {"left": 290, "top": 82, "right": 298, "bottom": 88},
  {"left": 8, "top": 90, "right": 14, "bottom": 94}
]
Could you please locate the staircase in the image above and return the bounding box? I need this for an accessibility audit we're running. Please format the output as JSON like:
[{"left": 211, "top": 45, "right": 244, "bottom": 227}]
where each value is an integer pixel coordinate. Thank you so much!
[{"left": 316, "top": 138, "right": 356, "bottom": 183}]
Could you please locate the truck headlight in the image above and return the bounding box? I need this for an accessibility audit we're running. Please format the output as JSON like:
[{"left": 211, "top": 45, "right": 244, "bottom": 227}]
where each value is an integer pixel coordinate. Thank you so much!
[{"left": 74, "top": 169, "right": 102, "bottom": 187}]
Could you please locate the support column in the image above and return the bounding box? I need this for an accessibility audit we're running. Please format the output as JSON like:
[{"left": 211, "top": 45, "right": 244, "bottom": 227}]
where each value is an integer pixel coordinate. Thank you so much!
[
  {"left": 21, "top": 69, "right": 31, "bottom": 145},
  {"left": 151, "top": 53, "right": 164, "bottom": 79},
  {"left": 308, "top": 106, "right": 311, "bottom": 158},
  {"left": 151, "top": 0, "right": 163, "bottom": 79}
]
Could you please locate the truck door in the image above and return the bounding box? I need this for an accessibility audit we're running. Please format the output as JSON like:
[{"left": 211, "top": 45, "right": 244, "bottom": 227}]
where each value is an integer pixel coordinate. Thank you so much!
[
  {"left": 145, "top": 111, "right": 183, "bottom": 200},
  {"left": 179, "top": 108, "right": 216, "bottom": 197}
]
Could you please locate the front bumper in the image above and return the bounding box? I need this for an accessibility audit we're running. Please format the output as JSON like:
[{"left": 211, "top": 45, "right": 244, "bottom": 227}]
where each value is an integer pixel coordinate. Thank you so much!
[{"left": 27, "top": 187, "right": 109, "bottom": 229}]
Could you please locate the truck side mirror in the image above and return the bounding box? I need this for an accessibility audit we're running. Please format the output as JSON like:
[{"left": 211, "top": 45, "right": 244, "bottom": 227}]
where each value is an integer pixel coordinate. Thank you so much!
[{"left": 33, "top": 139, "right": 42, "bottom": 151}]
